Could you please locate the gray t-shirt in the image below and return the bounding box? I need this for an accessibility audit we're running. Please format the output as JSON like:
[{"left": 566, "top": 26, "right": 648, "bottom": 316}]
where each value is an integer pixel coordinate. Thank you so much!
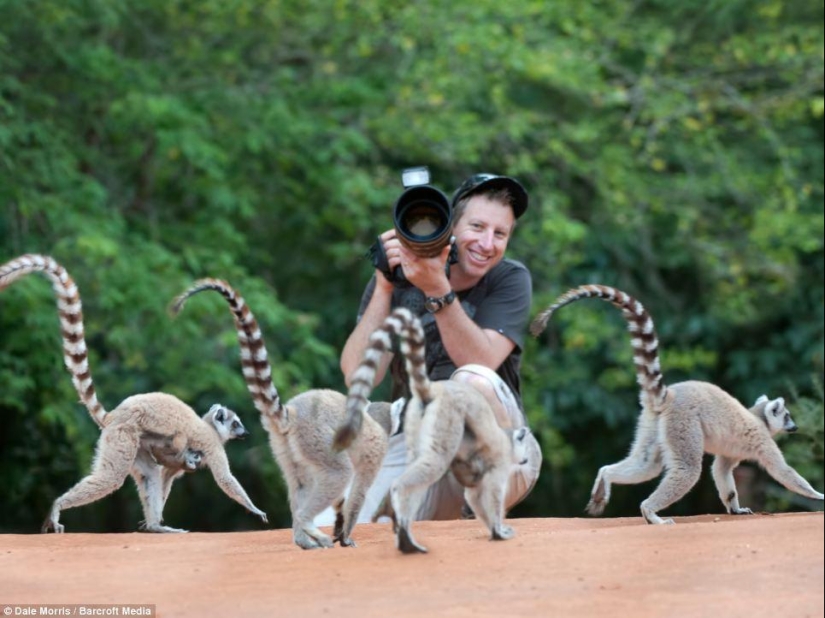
[{"left": 356, "top": 258, "right": 532, "bottom": 410}]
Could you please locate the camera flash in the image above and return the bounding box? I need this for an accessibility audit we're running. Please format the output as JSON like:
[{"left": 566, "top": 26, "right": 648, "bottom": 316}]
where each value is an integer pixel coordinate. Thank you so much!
[{"left": 401, "top": 166, "right": 431, "bottom": 188}]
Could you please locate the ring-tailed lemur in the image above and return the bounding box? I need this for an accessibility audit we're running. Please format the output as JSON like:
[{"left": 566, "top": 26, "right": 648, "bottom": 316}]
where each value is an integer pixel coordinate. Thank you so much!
[
  {"left": 170, "top": 278, "right": 400, "bottom": 549},
  {"left": 334, "top": 307, "right": 530, "bottom": 553},
  {"left": 531, "top": 284, "right": 824, "bottom": 524},
  {"left": 0, "top": 254, "right": 267, "bottom": 533}
]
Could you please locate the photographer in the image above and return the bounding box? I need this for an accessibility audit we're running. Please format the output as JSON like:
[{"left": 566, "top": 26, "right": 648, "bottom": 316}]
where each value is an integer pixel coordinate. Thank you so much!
[{"left": 339, "top": 172, "right": 543, "bottom": 522}]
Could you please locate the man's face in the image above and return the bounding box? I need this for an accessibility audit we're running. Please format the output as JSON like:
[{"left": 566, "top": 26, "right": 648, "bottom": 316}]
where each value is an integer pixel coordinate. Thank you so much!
[{"left": 452, "top": 194, "right": 515, "bottom": 281}]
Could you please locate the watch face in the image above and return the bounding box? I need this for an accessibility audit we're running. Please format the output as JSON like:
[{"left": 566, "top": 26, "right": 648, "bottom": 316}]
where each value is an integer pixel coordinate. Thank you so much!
[{"left": 424, "top": 298, "right": 441, "bottom": 313}]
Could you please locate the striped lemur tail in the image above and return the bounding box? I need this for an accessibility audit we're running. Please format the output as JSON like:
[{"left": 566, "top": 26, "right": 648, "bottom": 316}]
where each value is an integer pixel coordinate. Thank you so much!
[
  {"left": 0, "top": 254, "right": 107, "bottom": 426},
  {"left": 333, "top": 307, "right": 432, "bottom": 451},
  {"left": 530, "top": 284, "right": 667, "bottom": 405},
  {"left": 170, "top": 278, "right": 283, "bottom": 418}
]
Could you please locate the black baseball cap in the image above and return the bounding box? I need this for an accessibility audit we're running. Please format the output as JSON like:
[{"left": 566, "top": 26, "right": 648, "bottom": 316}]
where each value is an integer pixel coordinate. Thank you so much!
[{"left": 451, "top": 173, "right": 529, "bottom": 219}]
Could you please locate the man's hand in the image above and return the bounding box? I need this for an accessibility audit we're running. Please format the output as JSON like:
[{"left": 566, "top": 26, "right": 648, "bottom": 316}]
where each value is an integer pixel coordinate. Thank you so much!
[
  {"left": 374, "top": 229, "right": 401, "bottom": 293},
  {"left": 379, "top": 229, "right": 452, "bottom": 297}
]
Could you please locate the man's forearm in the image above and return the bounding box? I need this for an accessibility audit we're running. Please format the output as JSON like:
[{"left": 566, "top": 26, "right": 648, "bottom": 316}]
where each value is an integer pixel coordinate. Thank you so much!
[{"left": 433, "top": 301, "right": 515, "bottom": 371}]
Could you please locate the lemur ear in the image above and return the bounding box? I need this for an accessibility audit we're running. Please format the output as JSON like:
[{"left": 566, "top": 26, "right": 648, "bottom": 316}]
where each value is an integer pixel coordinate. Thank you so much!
[
  {"left": 209, "top": 404, "right": 225, "bottom": 423},
  {"left": 766, "top": 398, "right": 784, "bottom": 415},
  {"left": 754, "top": 395, "right": 769, "bottom": 406}
]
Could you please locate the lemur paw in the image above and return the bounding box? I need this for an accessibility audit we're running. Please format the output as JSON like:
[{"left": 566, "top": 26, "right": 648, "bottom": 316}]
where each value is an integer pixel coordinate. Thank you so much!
[
  {"left": 585, "top": 498, "right": 606, "bottom": 516},
  {"left": 140, "top": 523, "right": 188, "bottom": 533},
  {"left": 294, "top": 527, "right": 334, "bottom": 550},
  {"left": 397, "top": 526, "right": 428, "bottom": 554},
  {"left": 42, "top": 519, "right": 64, "bottom": 534},
  {"left": 491, "top": 524, "right": 515, "bottom": 541},
  {"left": 337, "top": 536, "right": 357, "bottom": 548},
  {"left": 641, "top": 504, "right": 674, "bottom": 525}
]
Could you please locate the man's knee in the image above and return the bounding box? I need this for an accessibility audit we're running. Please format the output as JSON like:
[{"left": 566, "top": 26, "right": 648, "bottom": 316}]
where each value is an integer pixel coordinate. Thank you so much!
[
  {"left": 452, "top": 369, "right": 498, "bottom": 400},
  {"left": 451, "top": 365, "right": 521, "bottom": 429}
]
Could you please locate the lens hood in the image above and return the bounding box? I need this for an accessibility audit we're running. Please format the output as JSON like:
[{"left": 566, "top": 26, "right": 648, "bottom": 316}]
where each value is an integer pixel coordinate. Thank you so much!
[{"left": 393, "top": 185, "right": 453, "bottom": 258}]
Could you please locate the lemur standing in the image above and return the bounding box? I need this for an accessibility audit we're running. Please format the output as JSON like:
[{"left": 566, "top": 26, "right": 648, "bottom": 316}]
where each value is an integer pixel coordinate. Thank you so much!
[
  {"left": 171, "top": 278, "right": 400, "bottom": 549},
  {"left": 334, "top": 307, "right": 530, "bottom": 553},
  {"left": 531, "top": 284, "right": 824, "bottom": 524},
  {"left": 0, "top": 254, "right": 267, "bottom": 532}
]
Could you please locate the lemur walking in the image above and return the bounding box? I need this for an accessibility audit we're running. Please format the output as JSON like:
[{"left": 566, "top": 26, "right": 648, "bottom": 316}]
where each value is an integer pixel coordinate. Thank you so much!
[
  {"left": 334, "top": 308, "right": 530, "bottom": 553},
  {"left": 171, "top": 278, "right": 400, "bottom": 549},
  {"left": 531, "top": 284, "right": 824, "bottom": 524},
  {"left": 0, "top": 254, "right": 267, "bottom": 532}
]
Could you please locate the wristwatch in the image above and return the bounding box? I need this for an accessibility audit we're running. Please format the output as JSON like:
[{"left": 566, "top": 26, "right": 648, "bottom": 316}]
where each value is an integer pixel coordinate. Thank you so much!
[{"left": 424, "top": 290, "right": 456, "bottom": 314}]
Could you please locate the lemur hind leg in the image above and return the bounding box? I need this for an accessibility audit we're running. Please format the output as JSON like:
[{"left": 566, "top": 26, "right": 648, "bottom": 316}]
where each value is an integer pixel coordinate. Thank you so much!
[
  {"left": 464, "top": 464, "right": 513, "bottom": 541},
  {"left": 292, "top": 465, "right": 351, "bottom": 550},
  {"left": 43, "top": 426, "right": 140, "bottom": 533},
  {"left": 588, "top": 412, "right": 662, "bottom": 516},
  {"left": 639, "top": 420, "right": 703, "bottom": 525},
  {"left": 336, "top": 442, "right": 386, "bottom": 547},
  {"left": 391, "top": 448, "right": 455, "bottom": 554}
]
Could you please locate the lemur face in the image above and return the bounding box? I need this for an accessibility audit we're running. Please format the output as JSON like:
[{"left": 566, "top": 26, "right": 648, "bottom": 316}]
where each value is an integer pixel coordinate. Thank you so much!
[{"left": 207, "top": 404, "right": 250, "bottom": 442}]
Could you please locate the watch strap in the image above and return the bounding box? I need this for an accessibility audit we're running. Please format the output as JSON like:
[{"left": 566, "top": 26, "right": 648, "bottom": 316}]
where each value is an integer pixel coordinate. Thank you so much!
[{"left": 425, "top": 290, "right": 456, "bottom": 314}]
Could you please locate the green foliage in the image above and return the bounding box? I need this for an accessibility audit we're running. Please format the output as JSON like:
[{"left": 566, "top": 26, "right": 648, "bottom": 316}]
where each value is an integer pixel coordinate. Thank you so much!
[{"left": 1, "top": 0, "right": 822, "bottom": 532}]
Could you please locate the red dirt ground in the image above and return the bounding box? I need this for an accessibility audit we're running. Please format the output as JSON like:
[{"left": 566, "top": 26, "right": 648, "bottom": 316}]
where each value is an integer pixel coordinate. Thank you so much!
[{"left": 1, "top": 512, "right": 822, "bottom": 618}]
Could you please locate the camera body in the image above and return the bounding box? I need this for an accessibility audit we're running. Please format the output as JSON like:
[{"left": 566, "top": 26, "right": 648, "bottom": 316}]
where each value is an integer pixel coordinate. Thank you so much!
[{"left": 369, "top": 166, "right": 457, "bottom": 287}]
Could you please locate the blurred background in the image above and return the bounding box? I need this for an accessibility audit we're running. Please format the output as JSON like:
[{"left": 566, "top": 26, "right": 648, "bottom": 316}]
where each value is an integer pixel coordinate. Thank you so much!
[{"left": 0, "top": 0, "right": 822, "bottom": 533}]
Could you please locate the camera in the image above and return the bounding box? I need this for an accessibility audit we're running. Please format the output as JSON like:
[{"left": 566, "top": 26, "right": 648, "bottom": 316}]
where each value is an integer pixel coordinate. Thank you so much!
[
  {"left": 394, "top": 166, "right": 453, "bottom": 257},
  {"left": 369, "top": 166, "right": 457, "bottom": 286}
]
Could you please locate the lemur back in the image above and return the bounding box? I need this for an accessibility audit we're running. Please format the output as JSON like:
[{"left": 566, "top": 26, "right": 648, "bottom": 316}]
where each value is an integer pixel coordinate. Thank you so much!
[
  {"left": 336, "top": 308, "right": 528, "bottom": 553},
  {"left": 532, "top": 284, "right": 824, "bottom": 524},
  {"left": 0, "top": 254, "right": 267, "bottom": 533},
  {"left": 172, "top": 278, "right": 395, "bottom": 549}
]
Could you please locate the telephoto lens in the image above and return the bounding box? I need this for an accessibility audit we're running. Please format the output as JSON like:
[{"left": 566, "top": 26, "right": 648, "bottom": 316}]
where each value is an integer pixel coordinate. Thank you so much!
[{"left": 393, "top": 185, "right": 452, "bottom": 258}]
